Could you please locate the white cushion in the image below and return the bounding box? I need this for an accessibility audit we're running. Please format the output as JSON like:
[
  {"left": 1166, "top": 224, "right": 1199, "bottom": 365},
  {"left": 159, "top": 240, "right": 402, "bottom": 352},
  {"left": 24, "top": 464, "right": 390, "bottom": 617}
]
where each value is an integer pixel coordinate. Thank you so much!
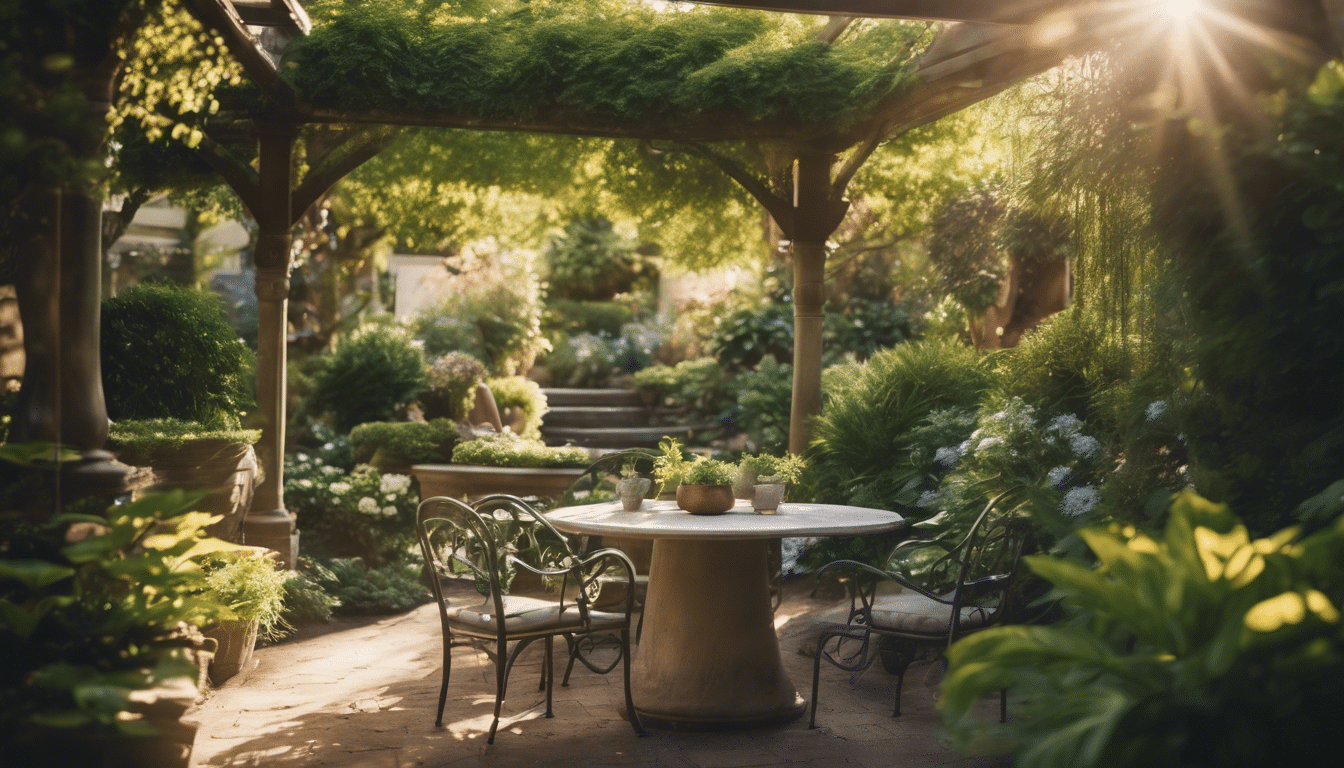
[
  {"left": 868, "top": 592, "right": 992, "bottom": 635},
  {"left": 447, "top": 595, "right": 627, "bottom": 635}
]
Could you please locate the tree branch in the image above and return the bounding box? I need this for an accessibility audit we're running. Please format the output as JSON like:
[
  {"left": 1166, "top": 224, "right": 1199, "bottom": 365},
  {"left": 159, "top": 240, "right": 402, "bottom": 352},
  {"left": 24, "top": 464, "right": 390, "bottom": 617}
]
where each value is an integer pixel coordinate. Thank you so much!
[
  {"left": 291, "top": 127, "right": 401, "bottom": 226},
  {"left": 816, "top": 16, "right": 855, "bottom": 45},
  {"left": 192, "top": 134, "right": 264, "bottom": 218},
  {"left": 642, "top": 139, "right": 795, "bottom": 237}
]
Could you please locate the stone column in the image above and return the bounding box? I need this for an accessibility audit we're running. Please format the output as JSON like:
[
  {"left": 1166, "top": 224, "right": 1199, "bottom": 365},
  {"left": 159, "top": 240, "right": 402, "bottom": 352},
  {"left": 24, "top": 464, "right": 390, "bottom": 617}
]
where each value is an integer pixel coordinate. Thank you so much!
[
  {"left": 241, "top": 125, "right": 298, "bottom": 568},
  {"left": 11, "top": 67, "right": 130, "bottom": 498}
]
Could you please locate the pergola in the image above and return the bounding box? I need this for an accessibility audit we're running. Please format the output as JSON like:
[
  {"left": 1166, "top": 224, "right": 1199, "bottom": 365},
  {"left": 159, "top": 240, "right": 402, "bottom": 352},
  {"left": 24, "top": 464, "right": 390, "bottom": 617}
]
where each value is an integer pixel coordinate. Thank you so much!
[{"left": 11, "top": 0, "right": 1338, "bottom": 568}]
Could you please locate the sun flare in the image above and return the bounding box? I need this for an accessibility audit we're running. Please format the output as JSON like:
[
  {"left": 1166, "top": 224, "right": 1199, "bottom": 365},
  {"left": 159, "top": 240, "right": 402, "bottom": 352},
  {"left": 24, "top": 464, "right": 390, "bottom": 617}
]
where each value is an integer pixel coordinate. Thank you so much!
[{"left": 1157, "top": 0, "right": 1203, "bottom": 22}]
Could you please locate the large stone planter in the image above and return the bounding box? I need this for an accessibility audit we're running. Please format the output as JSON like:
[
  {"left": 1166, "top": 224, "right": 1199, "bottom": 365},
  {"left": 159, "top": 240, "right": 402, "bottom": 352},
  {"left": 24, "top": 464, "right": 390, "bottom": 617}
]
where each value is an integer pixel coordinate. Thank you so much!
[
  {"left": 130, "top": 439, "right": 258, "bottom": 543},
  {"left": 411, "top": 463, "right": 586, "bottom": 501}
]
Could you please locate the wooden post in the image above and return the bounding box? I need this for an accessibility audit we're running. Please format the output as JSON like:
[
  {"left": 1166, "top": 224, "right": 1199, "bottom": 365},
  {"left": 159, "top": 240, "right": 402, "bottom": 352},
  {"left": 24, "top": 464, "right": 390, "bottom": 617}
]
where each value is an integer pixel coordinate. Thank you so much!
[
  {"left": 242, "top": 123, "right": 298, "bottom": 568},
  {"left": 787, "top": 151, "right": 845, "bottom": 455}
]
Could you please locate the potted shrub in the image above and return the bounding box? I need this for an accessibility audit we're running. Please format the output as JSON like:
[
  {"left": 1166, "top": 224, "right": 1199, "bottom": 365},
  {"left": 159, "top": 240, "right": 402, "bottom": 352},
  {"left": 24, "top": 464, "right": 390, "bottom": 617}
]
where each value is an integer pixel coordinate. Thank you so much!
[
  {"left": 412, "top": 433, "right": 590, "bottom": 500},
  {"left": 736, "top": 453, "right": 806, "bottom": 514},
  {"left": 349, "top": 418, "right": 459, "bottom": 473},
  {"left": 615, "top": 459, "right": 651, "bottom": 511},
  {"left": 199, "top": 549, "right": 290, "bottom": 684},
  {"left": 675, "top": 457, "right": 736, "bottom": 515},
  {"left": 101, "top": 284, "right": 261, "bottom": 544}
]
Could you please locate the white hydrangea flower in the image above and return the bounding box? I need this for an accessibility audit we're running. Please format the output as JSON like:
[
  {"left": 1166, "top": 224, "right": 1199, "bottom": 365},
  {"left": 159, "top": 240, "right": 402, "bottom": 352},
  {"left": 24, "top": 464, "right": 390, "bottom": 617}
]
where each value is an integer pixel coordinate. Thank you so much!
[
  {"left": 917, "top": 490, "right": 941, "bottom": 508},
  {"left": 958, "top": 439, "right": 973, "bottom": 455},
  {"left": 297, "top": 453, "right": 310, "bottom": 463},
  {"left": 380, "top": 474, "right": 412, "bottom": 494},
  {"left": 1146, "top": 400, "right": 1168, "bottom": 422},
  {"left": 1069, "top": 433, "right": 1100, "bottom": 459},
  {"left": 323, "top": 442, "right": 335, "bottom": 450},
  {"left": 1047, "top": 414, "right": 1083, "bottom": 435},
  {"left": 386, "top": 493, "right": 397, "bottom": 501},
  {"left": 298, "top": 479, "right": 314, "bottom": 489},
  {"left": 321, "top": 465, "right": 342, "bottom": 476},
  {"left": 329, "top": 481, "right": 352, "bottom": 495},
  {"left": 382, "top": 506, "right": 399, "bottom": 517},
  {"left": 934, "top": 445, "right": 963, "bottom": 467},
  {"left": 1047, "top": 466, "right": 1072, "bottom": 488},
  {"left": 1060, "top": 486, "right": 1101, "bottom": 516},
  {"left": 976, "top": 436, "right": 1004, "bottom": 453},
  {"left": 357, "top": 497, "right": 378, "bottom": 514}
]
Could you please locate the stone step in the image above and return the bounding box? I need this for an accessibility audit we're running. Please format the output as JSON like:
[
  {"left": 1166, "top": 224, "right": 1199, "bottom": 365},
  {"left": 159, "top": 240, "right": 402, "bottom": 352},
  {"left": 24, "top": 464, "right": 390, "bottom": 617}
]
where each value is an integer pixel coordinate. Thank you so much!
[
  {"left": 542, "top": 424, "right": 718, "bottom": 449},
  {"left": 544, "top": 406, "right": 655, "bottom": 429},
  {"left": 542, "top": 388, "right": 646, "bottom": 408}
]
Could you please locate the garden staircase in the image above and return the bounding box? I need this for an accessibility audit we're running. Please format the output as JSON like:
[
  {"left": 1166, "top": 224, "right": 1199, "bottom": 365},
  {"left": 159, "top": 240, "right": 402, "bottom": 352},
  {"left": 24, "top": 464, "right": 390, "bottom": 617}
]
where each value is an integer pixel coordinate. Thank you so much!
[{"left": 540, "top": 387, "right": 714, "bottom": 449}]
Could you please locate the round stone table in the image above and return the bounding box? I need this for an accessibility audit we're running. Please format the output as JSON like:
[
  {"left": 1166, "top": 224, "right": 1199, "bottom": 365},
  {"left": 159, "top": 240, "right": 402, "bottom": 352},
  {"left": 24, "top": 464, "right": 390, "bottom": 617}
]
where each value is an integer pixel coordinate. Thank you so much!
[{"left": 546, "top": 499, "right": 904, "bottom": 729}]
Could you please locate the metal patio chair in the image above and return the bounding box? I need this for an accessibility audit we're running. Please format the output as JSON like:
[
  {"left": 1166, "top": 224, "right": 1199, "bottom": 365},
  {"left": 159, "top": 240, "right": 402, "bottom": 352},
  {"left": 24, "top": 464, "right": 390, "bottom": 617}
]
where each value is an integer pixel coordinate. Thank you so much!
[
  {"left": 808, "top": 491, "right": 1032, "bottom": 728},
  {"left": 416, "top": 493, "right": 645, "bottom": 743}
]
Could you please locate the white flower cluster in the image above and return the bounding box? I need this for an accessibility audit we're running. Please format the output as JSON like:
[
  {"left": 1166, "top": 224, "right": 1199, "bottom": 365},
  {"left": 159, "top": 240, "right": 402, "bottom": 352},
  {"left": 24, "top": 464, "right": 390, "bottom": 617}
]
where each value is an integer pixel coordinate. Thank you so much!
[
  {"left": 1068, "top": 433, "right": 1100, "bottom": 459},
  {"left": 329, "top": 481, "right": 352, "bottom": 495},
  {"left": 917, "top": 490, "right": 941, "bottom": 509},
  {"left": 934, "top": 445, "right": 964, "bottom": 467},
  {"left": 1146, "top": 400, "right": 1168, "bottom": 423},
  {"left": 380, "top": 474, "right": 412, "bottom": 495},
  {"left": 358, "top": 496, "right": 379, "bottom": 514},
  {"left": 1047, "top": 414, "right": 1083, "bottom": 435},
  {"left": 1047, "top": 466, "right": 1072, "bottom": 488}
]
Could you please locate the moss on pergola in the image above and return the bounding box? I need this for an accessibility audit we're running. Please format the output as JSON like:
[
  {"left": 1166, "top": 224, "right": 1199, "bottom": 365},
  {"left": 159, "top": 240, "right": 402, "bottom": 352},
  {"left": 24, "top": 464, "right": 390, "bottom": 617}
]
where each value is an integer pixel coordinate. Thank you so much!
[{"left": 281, "top": 1, "right": 931, "bottom": 137}]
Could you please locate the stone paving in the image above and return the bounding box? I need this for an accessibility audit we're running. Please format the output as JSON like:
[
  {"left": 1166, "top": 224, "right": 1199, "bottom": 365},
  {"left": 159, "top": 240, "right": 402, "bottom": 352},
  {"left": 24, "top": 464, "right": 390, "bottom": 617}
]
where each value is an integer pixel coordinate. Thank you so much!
[{"left": 186, "top": 579, "right": 1010, "bottom": 768}]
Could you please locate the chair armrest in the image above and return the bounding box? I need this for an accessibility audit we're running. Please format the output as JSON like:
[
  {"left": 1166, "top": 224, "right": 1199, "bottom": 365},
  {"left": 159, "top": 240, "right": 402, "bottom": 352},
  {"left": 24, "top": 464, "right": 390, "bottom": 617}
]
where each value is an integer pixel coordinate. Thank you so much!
[{"left": 816, "top": 558, "right": 949, "bottom": 605}]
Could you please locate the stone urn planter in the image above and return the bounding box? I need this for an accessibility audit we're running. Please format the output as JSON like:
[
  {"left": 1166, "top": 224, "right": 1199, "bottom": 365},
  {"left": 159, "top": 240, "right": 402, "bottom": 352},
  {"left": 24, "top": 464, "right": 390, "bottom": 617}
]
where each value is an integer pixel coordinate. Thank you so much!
[
  {"left": 752, "top": 483, "right": 786, "bottom": 514},
  {"left": 203, "top": 618, "right": 260, "bottom": 684},
  {"left": 616, "top": 476, "right": 652, "bottom": 511},
  {"left": 676, "top": 483, "right": 734, "bottom": 515},
  {"left": 411, "top": 464, "right": 586, "bottom": 501}
]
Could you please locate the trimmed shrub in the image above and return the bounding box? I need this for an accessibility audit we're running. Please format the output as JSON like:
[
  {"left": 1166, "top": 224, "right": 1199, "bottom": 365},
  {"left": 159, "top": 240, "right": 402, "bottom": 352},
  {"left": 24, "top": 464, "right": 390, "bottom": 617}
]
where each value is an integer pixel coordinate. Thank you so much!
[
  {"left": 305, "top": 324, "right": 426, "bottom": 432},
  {"left": 543, "top": 299, "right": 632, "bottom": 337},
  {"left": 349, "top": 419, "right": 459, "bottom": 470},
  {"left": 101, "top": 283, "right": 254, "bottom": 427},
  {"left": 451, "top": 434, "right": 588, "bottom": 468}
]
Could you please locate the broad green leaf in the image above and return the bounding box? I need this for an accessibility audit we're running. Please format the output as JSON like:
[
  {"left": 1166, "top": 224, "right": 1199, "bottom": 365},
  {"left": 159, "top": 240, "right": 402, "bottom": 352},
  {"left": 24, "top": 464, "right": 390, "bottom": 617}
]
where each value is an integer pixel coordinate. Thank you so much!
[
  {"left": 30, "top": 710, "right": 94, "bottom": 728},
  {"left": 0, "top": 559, "right": 75, "bottom": 588},
  {"left": 0, "top": 599, "right": 38, "bottom": 637}
]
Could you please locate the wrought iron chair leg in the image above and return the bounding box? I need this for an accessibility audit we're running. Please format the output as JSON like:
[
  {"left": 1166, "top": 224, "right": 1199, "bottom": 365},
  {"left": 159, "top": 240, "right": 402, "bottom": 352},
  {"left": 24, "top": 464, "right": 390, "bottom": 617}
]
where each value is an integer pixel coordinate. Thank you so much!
[
  {"left": 435, "top": 636, "right": 452, "bottom": 726},
  {"left": 562, "top": 633, "right": 579, "bottom": 686},
  {"left": 489, "top": 635, "right": 508, "bottom": 744},
  {"left": 621, "top": 629, "right": 646, "bottom": 737},
  {"left": 635, "top": 608, "right": 644, "bottom": 644},
  {"left": 892, "top": 671, "right": 904, "bottom": 717},
  {"left": 809, "top": 633, "right": 825, "bottom": 729},
  {"left": 544, "top": 635, "right": 555, "bottom": 718}
]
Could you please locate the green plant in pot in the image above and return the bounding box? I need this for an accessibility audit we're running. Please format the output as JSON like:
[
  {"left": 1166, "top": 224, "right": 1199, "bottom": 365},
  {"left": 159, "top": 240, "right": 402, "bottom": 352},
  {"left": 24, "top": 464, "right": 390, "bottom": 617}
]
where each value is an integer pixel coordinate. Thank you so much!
[
  {"left": 101, "top": 284, "right": 261, "bottom": 545},
  {"left": 739, "top": 453, "right": 805, "bottom": 514},
  {"left": 652, "top": 437, "right": 691, "bottom": 499},
  {"left": 0, "top": 474, "right": 244, "bottom": 768},
  {"left": 616, "top": 459, "right": 652, "bottom": 511},
  {"left": 676, "top": 457, "right": 736, "bottom": 515},
  {"left": 199, "top": 549, "right": 290, "bottom": 685}
]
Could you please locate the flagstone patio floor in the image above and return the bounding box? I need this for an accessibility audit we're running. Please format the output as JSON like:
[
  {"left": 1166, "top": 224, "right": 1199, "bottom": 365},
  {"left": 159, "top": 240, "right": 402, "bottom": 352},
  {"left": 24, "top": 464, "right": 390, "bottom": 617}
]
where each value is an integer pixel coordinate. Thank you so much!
[{"left": 186, "top": 577, "right": 1011, "bottom": 768}]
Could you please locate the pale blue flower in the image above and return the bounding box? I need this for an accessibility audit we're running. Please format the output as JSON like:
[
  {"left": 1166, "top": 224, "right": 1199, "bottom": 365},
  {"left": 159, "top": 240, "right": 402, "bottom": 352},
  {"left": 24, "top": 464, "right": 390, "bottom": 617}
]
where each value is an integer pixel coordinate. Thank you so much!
[
  {"left": 1061, "top": 486, "right": 1100, "bottom": 516},
  {"left": 1047, "top": 466, "right": 1072, "bottom": 488},
  {"left": 934, "top": 445, "right": 963, "bottom": 467},
  {"left": 1069, "top": 433, "right": 1100, "bottom": 459},
  {"left": 976, "top": 436, "right": 1004, "bottom": 453},
  {"left": 1146, "top": 400, "right": 1168, "bottom": 422},
  {"left": 1047, "top": 414, "right": 1083, "bottom": 435},
  {"left": 917, "top": 490, "right": 941, "bottom": 508}
]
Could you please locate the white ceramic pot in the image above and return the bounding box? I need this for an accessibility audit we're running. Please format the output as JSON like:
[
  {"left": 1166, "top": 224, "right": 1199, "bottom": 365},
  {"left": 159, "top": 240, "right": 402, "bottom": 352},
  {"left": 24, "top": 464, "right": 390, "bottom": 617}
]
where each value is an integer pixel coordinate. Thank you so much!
[
  {"left": 752, "top": 483, "right": 786, "bottom": 514},
  {"left": 616, "top": 476, "right": 652, "bottom": 511}
]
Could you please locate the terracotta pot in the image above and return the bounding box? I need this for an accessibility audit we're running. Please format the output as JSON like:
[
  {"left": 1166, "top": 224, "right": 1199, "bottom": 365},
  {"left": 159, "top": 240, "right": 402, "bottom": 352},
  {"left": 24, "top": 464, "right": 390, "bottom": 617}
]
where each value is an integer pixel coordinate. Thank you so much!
[
  {"left": 752, "top": 483, "right": 786, "bottom": 514},
  {"left": 675, "top": 483, "right": 734, "bottom": 515},
  {"left": 616, "top": 476, "right": 651, "bottom": 511}
]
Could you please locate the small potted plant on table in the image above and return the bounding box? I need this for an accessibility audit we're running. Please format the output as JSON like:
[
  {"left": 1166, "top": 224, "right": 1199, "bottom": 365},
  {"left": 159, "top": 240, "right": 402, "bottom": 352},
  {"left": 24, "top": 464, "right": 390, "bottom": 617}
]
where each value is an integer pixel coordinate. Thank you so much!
[
  {"left": 675, "top": 456, "right": 737, "bottom": 515},
  {"left": 616, "top": 459, "right": 651, "bottom": 511},
  {"left": 737, "top": 454, "right": 806, "bottom": 514}
]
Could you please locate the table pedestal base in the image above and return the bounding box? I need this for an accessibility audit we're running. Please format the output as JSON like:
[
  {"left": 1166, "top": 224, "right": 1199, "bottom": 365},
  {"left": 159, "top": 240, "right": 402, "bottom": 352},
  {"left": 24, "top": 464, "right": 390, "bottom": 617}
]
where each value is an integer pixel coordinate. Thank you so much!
[{"left": 632, "top": 538, "right": 805, "bottom": 729}]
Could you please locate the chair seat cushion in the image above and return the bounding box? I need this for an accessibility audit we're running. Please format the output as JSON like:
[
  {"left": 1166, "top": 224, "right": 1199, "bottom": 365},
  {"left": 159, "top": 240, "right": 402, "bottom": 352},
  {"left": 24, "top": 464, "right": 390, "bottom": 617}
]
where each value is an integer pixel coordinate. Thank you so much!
[
  {"left": 868, "top": 591, "right": 992, "bottom": 635},
  {"left": 447, "top": 595, "right": 628, "bottom": 635}
]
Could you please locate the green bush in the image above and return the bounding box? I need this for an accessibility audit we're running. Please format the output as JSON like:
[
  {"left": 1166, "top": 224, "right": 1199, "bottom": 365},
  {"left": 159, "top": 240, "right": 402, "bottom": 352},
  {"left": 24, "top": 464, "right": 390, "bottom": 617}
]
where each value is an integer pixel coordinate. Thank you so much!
[
  {"left": 0, "top": 484, "right": 236, "bottom": 756},
  {"left": 942, "top": 490, "right": 1344, "bottom": 768},
  {"left": 305, "top": 324, "right": 426, "bottom": 432},
  {"left": 633, "top": 356, "right": 727, "bottom": 414},
  {"left": 348, "top": 419, "right": 459, "bottom": 470},
  {"left": 543, "top": 216, "right": 653, "bottom": 301},
  {"left": 709, "top": 303, "right": 794, "bottom": 371},
  {"left": 487, "top": 376, "right": 547, "bottom": 440},
  {"left": 994, "top": 309, "right": 1134, "bottom": 422},
  {"left": 412, "top": 274, "right": 548, "bottom": 376},
  {"left": 279, "top": 563, "right": 340, "bottom": 628},
  {"left": 308, "top": 556, "right": 430, "bottom": 615},
  {"left": 101, "top": 283, "right": 255, "bottom": 428},
  {"left": 451, "top": 434, "right": 588, "bottom": 469},
  {"left": 544, "top": 332, "right": 618, "bottom": 387},
  {"left": 682, "top": 456, "right": 736, "bottom": 485},
  {"left": 805, "top": 340, "right": 994, "bottom": 510},
  {"left": 823, "top": 298, "right": 914, "bottom": 362},
  {"left": 419, "top": 352, "right": 487, "bottom": 422},
  {"left": 725, "top": 356, "right": 793, "bottom": 455},
  {"left": 543, "top": 299, "right": 633, "bottom": 337}
]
